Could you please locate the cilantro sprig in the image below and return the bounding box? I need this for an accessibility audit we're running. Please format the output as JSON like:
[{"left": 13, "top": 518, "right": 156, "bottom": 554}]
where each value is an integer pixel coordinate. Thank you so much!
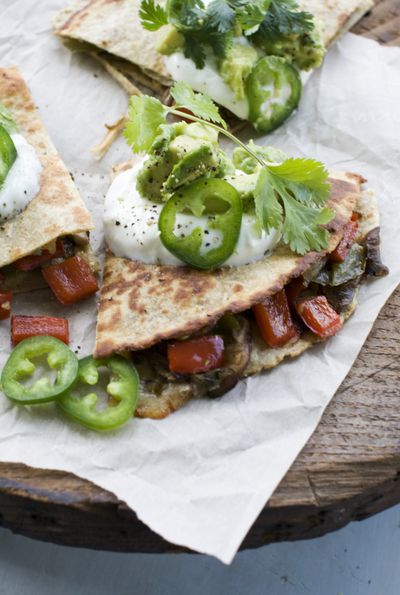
[
  {"left": 255, "top": 0, "right": 314, "bottom": 40},
  {"left": 170, "top": 82, "right": 226, "bottom": 128},
  {"left": 228, "top": 0, "right": 273, "bottom": 32},
  {"left": 140, "top": 0, "right": 316, "bottom": 68},
  {"left": 140, "top": 0, "right": 276, "bottom": 68},
  {"left": 139, "top": 0, "right": 168, "bottom": 31},
  {"left": 123, "top": 82, "right": 333, "bottom": 255},
  {"left": 254, "top": 165, "right": 332, "bottom": 254}
]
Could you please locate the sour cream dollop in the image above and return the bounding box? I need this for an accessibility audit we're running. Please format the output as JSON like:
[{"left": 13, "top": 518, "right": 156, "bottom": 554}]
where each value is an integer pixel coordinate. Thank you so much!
[
  {"left": 104, "top": 160, "right": 281, "bottom": 267},
  {"left": 165, "top": 40, "right": 313, "bottom": 123},
  {"left": 165, "top": 53, "right": 250, "bottom": 120},
  {"left": 0, "top": 133, "right": 42, "bottom": 224}
]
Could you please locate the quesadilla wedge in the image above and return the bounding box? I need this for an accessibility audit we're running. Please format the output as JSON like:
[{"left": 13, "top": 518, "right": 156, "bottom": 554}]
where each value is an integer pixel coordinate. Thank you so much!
[
  {"left": 53, "top": 0, "right": 373, "bottom": 133},
  {"left": 0, "top": 67, "right": 98, "bottom": 306},
  {"left": 93, "top": 89, "right": 387, "bottom": 419}
]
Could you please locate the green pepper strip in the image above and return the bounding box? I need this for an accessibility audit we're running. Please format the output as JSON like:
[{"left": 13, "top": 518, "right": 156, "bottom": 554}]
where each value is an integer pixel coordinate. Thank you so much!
[
  {"left": 246, "top": 56, "right": 302, "bottom": 134},
  {"left": 1, "top": 336, "right": 79, "bottom": 404},
  {"left": 0, "top": 124, "right": 17, "bottom": 189},
  {"left": 330, "top": 243, "right": 366, "bottom": 287},
  {"left": 58, "top": 356, "right": 139, "bottom": 431},
  {"left": 159, "top": 178, "right": 242, "bottom": 270}
]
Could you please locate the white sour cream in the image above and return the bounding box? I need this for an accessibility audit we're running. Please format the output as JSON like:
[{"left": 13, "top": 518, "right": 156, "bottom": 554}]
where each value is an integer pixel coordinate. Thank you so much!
[
  {"left": 0, "top": 133, "right": 42, "bottom": 224},
  {"left": 260, "top": 81, "right": 292, "bottom": 120},
  {"left": 165, "top": 52, "right": 305, "bottom": 123},
  {"left": 104, "top": 160, "right": 281, "bottom": 267},
  {"left": 165, "top": 53, "right": 250, "bottom": 120}
]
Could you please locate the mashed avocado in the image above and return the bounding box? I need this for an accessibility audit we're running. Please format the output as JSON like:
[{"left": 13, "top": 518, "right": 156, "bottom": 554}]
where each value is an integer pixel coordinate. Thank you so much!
[
  {"left": 233, "top": 142, "right": 287, "bottom": 174},
  {"left": 219, "top": 43, "right": 259, "bottom": 101},
  {"left": 250, "top": 21, "right": 325, "bottom": 71},
  {"left": 157, "top": 25, "right": 184, "bottom": 56},
  {"left": 136, "top": 122, "right": 231, "bottom": 201}
]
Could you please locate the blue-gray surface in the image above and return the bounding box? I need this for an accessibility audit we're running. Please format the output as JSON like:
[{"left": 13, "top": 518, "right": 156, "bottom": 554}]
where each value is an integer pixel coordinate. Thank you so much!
[{"left": 0, "top": 505, "right": 399, "bottom": 595}]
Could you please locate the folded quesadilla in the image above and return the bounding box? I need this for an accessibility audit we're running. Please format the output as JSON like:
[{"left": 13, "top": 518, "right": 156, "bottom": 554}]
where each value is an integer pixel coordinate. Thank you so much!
[
  {"left": 0, "top": 67, "right": 98, "bottom": 303},
  {"left": 94, "top": 90, "right": 387, "bottom": 419},
  {"left": 53, "top": 0, "right": 373, "bottom": 133}
]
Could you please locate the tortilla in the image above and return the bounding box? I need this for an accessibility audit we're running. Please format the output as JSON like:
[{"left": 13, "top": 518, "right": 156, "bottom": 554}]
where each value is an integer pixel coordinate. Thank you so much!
[
  {"left": 0, "top": 67, "right": 94, "bottom": 273},
  {"left": 96, "top": 175, "right": 380, "bottom": 419},
  {"left": 53, "top": 0, "right": 170, "bottom": 87},
  {"left": 94, "top": 173, "right": 360, "bottom": 358},
  {"left": 298, "top": 0, "right": 374, "bottom": 46},
  {"left": 53, "top": 0, "right": 374, "bottom": 93}
]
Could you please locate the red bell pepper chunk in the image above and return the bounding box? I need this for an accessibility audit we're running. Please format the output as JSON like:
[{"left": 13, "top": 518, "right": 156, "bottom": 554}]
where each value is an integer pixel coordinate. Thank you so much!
[
  {"left": 11, "top": 315, "right": 69, "bottom": 345},
  {"left": 296, "top": 296, "right": 342, "bottom": 339},
  {"left": 168, "top": 335, "right": 225, "bottom": 374},
  {"left": 42, "top": 255, "right": 98, "bottom": 306},
  {"left": 14, "top": 239, "right": 65, "bottom": 272},
  {"left": 330, "top": 220, "right": 358, "bottom": 263},
  {"left": 0, "top": 291, "right": 12, "bottom": 320},
  {"left": 253, "top": 289, "right": 300, "bottom": 348}
]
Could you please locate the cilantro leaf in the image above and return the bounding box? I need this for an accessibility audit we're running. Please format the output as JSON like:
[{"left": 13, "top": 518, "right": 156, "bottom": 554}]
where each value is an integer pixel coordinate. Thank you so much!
[
  {"left": 207, "top": 0, "right": 236, "bottom": 33},
  {"left": 268, "top": 158, "right": 330, "bottom": 206},
  {"left": 168, "top": 0, "right": 205, "bottom": 27},
  {"left": 255, "top": 0, "right": 314, "bottom": 40},
  {"left": 182, "top": 34, "right": 207, "bottom": 69},
  {"left": 170, "top": 82, "right": 227, "bottom": 128},
  {"left": 281, "top": 193, "right": 334, "bottom": 255},
  {"left": 139, "top": 0, "right": 168, "bottom": 31},
  {"left": 229, "top": 0, "right": 272, "bottom": 32},
  {"left": 123, "top": 95, "right": 166, "bottom": 153},
  {"left": 253, "top": 158, "right": 333, "bottom": 254},
  {"left": 254, "top": 168, "right": 283, "bottom": 233},
  {"left": 167, "top": 1, "right": 214, "bottom": 68}
]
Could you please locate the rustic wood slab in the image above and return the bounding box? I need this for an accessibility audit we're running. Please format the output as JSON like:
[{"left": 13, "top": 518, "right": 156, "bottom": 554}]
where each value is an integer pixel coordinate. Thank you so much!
[{"left": 1, "top": 0, "right": 399, "bottom": 553}]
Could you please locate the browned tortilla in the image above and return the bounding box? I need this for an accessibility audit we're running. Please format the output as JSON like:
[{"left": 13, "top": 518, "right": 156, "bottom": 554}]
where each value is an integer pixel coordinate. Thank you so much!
[
  {"left": 0, "top": 67, "right": 94, "bottom": 269},
  {"left": 124, "top": 178, "right": 379, "bottom": 420},
  {"left": 53, "top": 0, "right": 373, "bottom": 91},
  {"left": 94, "top": 173, "right": 360, "bottom": 358},
  {"left": 53, "top": 0, "right": 170, "bottom": 85},
  {"left": 298, "top": 0, "right": 374, "bottom": 45}
]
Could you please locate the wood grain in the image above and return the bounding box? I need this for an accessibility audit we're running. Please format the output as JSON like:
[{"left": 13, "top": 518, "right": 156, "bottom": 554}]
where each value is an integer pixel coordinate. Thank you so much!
[
  {"left": 352, "top": 0, "right": 400, "bottom": 45},
  {"left": 1, "top": 0, "right": 399, "bottom": 553}
]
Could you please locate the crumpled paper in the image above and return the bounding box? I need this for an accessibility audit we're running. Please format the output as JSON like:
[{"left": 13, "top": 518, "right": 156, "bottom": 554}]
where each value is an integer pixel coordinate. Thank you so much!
[{"left": 1, "top": 0, "right": 400, "bottom": 564}]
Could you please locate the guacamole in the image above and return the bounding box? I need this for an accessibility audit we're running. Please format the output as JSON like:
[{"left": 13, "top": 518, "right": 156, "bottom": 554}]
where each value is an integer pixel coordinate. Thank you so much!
[
  {"left": 153, "top": 0, "right": 325, "bottom": 133},
  {"left": 136, "top": 121, "right": 261, "bottom": 209},
  {"left": 136, "top": 122, "right": 233, "bottom": 202}
]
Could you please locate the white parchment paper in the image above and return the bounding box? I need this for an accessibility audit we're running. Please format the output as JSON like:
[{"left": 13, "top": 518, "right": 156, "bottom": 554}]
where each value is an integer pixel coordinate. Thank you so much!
[{"left": 1, "top": 0, "right": 400, "bottom": 564}]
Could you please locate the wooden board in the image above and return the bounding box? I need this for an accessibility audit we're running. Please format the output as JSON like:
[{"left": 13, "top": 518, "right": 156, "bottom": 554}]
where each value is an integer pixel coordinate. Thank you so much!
[{"left": 1, "top": 0, "right": 399, "bottom": 553}]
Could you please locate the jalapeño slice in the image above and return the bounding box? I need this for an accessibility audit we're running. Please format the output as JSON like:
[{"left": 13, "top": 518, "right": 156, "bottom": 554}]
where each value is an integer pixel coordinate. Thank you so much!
[
  {"left": 58, "top": 356, "right": 139, "bottom": 431},
  {"left": 1, "top": 336, "right": 78, "bottom": 405},
  {"left": 159, "top": 178, "right": 242, "bottom": 269},
  {"left": 0, "top": 123, "right": 17, "bottom": 189},
  {"left": 246, "top": 56, "right": 302, "bottom": 133}
]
